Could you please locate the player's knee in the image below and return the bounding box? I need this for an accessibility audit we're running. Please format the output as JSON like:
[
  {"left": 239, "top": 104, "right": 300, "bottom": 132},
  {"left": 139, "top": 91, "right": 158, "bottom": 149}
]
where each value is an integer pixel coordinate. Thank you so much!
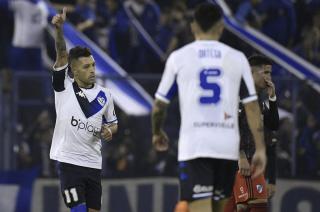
[
  {"left": 70, "top": 203, "right": 87, "bottom": 212},
  {"left": 174, "top": 201, "right": 189, "bottom": 212}
]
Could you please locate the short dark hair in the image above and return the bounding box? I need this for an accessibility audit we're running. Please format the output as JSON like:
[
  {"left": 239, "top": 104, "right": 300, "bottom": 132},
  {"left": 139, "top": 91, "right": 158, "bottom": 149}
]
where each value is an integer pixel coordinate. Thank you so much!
[
  {"left": 248, "top": 54, "right": 273, "bottom": 66},
  {"left": 194, "top": 3, "right": 222, "bottom": 32},
  {"left": 68, "top": 46, "right": 92, "bottom": 64}
]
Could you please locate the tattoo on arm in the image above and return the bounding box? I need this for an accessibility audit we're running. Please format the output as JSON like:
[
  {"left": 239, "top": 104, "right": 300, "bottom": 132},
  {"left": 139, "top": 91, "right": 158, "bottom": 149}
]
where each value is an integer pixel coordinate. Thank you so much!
[
  {"left": 56, "top": 29, "right": 66, "bottom": 54},
  {"left": 152, "top": 100, "right": 168, "bottom": 135},
  {"left": 55, "top": 28, "right": 68, "bottom": 66}
]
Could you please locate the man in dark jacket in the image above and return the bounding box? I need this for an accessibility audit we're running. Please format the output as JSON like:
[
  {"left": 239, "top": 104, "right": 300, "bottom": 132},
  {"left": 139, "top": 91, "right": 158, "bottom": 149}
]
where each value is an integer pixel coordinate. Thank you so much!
[{"left": 224, "top": 54, "right": 279, "bottom": 212}]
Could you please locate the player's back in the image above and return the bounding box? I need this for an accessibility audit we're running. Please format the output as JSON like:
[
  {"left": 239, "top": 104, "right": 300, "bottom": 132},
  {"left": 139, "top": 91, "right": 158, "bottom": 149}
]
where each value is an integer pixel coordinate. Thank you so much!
[
  {"left": 161, "top": 40, "right": 256, "bottom": 161},
  {"left": 174, "top": 40, "right": 245, "bottom": 118}
]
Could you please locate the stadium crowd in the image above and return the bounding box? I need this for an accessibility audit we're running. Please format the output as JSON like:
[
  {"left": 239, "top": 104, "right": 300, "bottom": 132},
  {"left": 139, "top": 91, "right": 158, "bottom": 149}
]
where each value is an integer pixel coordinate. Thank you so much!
[{"left": 0, "top": 0, "right": 320, "bottom": 179}]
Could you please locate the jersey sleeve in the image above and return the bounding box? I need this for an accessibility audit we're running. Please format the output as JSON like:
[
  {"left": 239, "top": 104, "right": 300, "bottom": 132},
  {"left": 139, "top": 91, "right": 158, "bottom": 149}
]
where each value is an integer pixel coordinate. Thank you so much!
[
  {"left": 155, "top": 53, "right": 178, "bottom": 104},
  {"left": 103, "top": 92, "right": 118, "bottom": 124},
  {"left": 239, "top": 55, "right": 257, "bottom": 104},
  {"left": 52, "top": 63, "right": 72, "bottom": 92}
]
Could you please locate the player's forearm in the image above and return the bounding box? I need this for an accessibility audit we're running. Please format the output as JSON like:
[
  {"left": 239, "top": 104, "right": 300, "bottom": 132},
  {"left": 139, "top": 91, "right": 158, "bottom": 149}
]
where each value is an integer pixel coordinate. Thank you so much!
[
  {"left": 244, "top": 101, "right": 265, "bottom": 151},
  {"left": 152, "top": 100, "right": 168, "bottom": 135},
  {"left": 54, "top": 27, "right": 68, "bottom": 67}
]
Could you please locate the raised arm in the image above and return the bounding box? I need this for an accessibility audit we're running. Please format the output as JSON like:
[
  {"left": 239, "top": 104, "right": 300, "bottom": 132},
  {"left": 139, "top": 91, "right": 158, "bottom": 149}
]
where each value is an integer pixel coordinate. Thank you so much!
[{"left": 51, "top": 7, "right": 68, "bottom": 67}]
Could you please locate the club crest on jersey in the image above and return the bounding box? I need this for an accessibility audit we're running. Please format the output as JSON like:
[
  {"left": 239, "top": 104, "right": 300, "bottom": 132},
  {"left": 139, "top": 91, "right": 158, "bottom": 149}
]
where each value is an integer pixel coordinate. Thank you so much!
[
  {"left": 97, "top": 96, "right": 106, "bottom": 106},
  {"left": 76, "top": 91, "right": 86, "bottom": 98},
  {"left": 256, "top": 184, "right": 263, "bottom": 193}
]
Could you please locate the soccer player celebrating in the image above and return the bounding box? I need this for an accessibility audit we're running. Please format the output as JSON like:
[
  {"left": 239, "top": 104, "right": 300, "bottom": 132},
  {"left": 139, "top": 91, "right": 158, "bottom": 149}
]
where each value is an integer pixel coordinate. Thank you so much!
[
  {"left": 224, "top": 55, "right": 279, "bottom": 212},
  {"left": 151, "top": 3, "right": 266, "bottom": 212},
  {"left": 50, "top": 8, "right": 118, "bottom": 212}
]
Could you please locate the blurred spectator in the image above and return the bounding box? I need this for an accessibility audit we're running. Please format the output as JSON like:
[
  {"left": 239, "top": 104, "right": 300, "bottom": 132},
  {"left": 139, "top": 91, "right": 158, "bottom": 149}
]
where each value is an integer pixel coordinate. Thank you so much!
[
  {"left": 295, "top": 1, "right": 320, "bottom": 42},
  {"left": 17, "top": 109, "right": 55, "bottom": 177},
  {"left": 156, "top": 1, "right": 193, "bottom": 59},
  {"left": 297, "top": 114, "right": 319, "bottom": 178},
  {"left": 229, "top": 0, "right": 297, "bottom": 47},
  {"left": 233, "top": 0, "right": 264, "bottom": 28},
  {"left": 102, "top": 110, "right": 136, "bottom": 178},
  {"left": 7, "top": 0, "right": 49, "bottom": 71},
  {"left": 258, "top": 0, "right": 297, "bottom": 47},
  {"left": 105, "top": 141, "right": 135, "bottom": 178},
  {"left": 95, "top": 0, "right": 120, "bottom": 28},
  {"left": 95, "top": 0, "right": 123, "bottom": 51},
  {"left": 121, "top": 0, "right": 161, "bottom": 73},
  {"left": 107, "top": 1, "right": 133, "bottom": 69},
  {"left": 68, "top": 0, "right": 97, "bottom": 42},
  {"left": 294, "top": 26, "right": 320, "bottom": 67},
  {"left": 124, "top": 0, "right": 160, "bottom": 37}
]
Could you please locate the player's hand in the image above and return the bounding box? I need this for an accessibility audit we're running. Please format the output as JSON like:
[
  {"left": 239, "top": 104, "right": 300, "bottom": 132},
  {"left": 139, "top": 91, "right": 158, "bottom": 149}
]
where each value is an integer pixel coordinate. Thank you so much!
[
  {"left": 101, "top": 125, "right": 112, "bottom": 141},
  {"left": 51, "top": 7, "right": 67, "bottom": 29},
  {"left": 251, "top": 149, "right": 266, "bottom": 179},
  {"left": 265, "top": 79, "right": 275, "bottom": 98},
  {"left": 238, "top": 157, "right": 251, "bottom": 176},
  {"left": 152, "top": 130, "right": 169, "bottom": 152},
  {"left": 267, "top": 184, "right": 276, "bottom": 198}
]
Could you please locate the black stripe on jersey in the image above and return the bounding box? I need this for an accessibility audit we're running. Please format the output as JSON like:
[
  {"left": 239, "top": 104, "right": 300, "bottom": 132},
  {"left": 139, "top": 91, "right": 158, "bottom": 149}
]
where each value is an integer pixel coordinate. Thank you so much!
[
  {"left": 52, "top": 69, "right": 66, "bottom": 92},
  {"left": 73, "top": 82, "right": 107, "bottom": 118}
]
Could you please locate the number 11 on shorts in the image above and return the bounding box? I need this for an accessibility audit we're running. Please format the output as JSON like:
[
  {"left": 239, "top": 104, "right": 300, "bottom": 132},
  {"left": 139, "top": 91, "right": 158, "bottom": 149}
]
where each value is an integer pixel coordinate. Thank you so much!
[{"left": 64, "top": 188, "right": 79, "bottom": 203}]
